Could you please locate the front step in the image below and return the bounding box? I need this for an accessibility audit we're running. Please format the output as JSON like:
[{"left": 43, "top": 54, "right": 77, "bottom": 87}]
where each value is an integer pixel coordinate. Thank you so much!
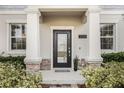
[
  {"left": 40, "top": 70, "right": 86, "bottom": 88},
  {"left": 41, "top": 84, "right": 86, "bottom": 88}
]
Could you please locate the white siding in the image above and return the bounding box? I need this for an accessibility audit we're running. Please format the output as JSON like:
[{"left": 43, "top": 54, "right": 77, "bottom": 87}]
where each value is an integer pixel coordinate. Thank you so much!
[{"left": 117, "top": 18, "right": 124, "bottom": 52}]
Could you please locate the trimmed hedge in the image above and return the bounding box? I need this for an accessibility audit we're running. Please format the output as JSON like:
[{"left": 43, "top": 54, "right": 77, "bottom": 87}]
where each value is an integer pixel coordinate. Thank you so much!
[
  {"left": 0, "top": 63, "right": 42, "bottom": 88},
  {"left": 0, "top": 56, "right": 42, "bottom": 88},
  {"left": 0, "top": 56, "right": 25, "bottom": 69},
  {"left": 82, "top": 62, "right": 124, "bottom": 88},
  {"left": 101, "top": 52, "right": 124, "bottom": 62}
]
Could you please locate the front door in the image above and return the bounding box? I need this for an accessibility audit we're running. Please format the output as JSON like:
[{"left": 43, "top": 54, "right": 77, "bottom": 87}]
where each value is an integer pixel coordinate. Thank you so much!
[{"left": 53, "top": 30, "right": 71, "bottom": 68}]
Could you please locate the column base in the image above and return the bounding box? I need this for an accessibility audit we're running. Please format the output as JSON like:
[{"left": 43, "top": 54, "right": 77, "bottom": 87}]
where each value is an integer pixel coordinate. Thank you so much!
[
  {"left": 88, "top": 62, "right": 102, "bottom": 67},
  {"left": 87, "top": 58, "right": 103, "bottom": 67},
  {"left": 24, "top": 58, "right": 42, "bottom": 72}
]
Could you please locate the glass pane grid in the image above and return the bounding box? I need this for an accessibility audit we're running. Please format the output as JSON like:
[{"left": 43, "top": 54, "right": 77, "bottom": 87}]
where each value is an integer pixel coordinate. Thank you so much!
[
  {"left": 10, "top": 23, "right": 26, "bottom": 50},
  {"left": 100, "top": 23, "right": 115, "bottom": 50}
]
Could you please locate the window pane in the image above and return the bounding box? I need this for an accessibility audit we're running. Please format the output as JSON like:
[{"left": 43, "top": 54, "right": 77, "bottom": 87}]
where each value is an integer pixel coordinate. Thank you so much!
[
  {"left": 11, "top": 38, "right": 26, "bottom": 50},
  {"left": 11, "top": 38, "right": 16, "bottom": 49},
  {"left": 109, "top": 24, "right": 113, "bottom": 31},
  {"left": 17, "top": 43, "right": 22, "bottom": 49},
  {"left": 22, "top": 38, "right": 26, "bottom": 49},
  {"left": 11, "top": 24, "right": 21, "bottom": 37},
  {"left": 10, "top": 23, "right": 26, "bottom": 50},
  {"left": 16, "top": 38, "right": 22, "bottom": 43},
  {"left": 100, "top": 23, "right": 115, "bottom": 50},
  {"left": 109, "top": 31, "right": 113, "bottom": 36},
  {"left": 11, "top": 25, "right": 16, "bottom": 36},
  {"left": 22, "top": 24, "right": 26, "bottom": 36},
  {"left": 22, "top": 42, "right": 26, "bottom": 49},
  {"left": 101, "top": 38, "right": 113, "bottom": 49},
  {"left": 100, "top": 24, "right": 114, "bottom": 36},
  {"left": 102, "top": 24, "right": 108, "bottom": 30}
]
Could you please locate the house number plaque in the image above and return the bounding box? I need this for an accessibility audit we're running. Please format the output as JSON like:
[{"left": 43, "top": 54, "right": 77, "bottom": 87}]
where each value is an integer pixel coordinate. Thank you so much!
[{"left": 78, "top": 35, "right": 87, "bottom": 39}]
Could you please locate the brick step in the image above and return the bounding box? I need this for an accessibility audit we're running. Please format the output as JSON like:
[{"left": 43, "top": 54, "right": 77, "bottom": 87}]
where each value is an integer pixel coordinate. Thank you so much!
[{"left": 41, "top": 84, "right": 86, "bottom": 88}]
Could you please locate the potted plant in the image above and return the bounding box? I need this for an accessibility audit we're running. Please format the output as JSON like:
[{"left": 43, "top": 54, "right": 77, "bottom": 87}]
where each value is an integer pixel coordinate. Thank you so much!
[{"left": 73, "top": 56, "right": 79, "bottom": 71}]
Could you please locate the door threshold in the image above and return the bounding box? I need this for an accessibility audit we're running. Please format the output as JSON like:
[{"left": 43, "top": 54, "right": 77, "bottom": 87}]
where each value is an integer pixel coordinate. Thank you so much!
[
  {"left": 55, "top": 69, "right": 70, "bottom": 72},
  {"left": 53, "top": 68, "right": 72, "bottom": 72}
]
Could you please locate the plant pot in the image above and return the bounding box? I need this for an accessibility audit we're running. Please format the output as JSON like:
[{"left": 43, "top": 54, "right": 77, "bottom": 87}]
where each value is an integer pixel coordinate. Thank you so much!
[
  {"left": 74, "top": 67, "right": 77, "bottom": 71},
  {"left": 73, "top": 57, "right": 78, "bottom": 71}
]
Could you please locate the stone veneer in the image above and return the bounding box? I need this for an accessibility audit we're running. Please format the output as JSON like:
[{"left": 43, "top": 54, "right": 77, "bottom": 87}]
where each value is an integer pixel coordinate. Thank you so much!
[
  {"left": 40, "top": 59, "right": 51, "bottom": 70},
  {"left": 78, "top": 59, "right": 87, "bottom": 69},
  {"left": 26, "top": 63, "right": 41, "bottom": 71}
]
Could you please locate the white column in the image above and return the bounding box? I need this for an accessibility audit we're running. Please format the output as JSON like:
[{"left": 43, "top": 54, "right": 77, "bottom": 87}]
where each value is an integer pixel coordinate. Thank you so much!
[
  {"left": 87, "top": 7, "right": 103, "bottom": 64},
  {"left": 25, "top": 9, "right": 41, "bottom": 69}
]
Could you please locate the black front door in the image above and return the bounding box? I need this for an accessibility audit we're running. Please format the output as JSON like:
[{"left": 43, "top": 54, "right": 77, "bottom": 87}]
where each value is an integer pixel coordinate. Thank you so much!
[{"left": 53, "top": 30, "right": 71, "bottom": 68}]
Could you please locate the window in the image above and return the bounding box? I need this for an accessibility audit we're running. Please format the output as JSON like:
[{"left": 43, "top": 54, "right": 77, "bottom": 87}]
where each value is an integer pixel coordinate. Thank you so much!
[
  {"left": 10, "top": 23, "right": 26, "bottom": 50},
  {"left": 100, "top": 23, "right": 115, "bottom": 50}
]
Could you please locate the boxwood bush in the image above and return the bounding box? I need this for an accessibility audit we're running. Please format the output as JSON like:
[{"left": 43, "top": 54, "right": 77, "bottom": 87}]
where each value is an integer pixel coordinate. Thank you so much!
[
  {"left": 0, "top": 62, "right": 42, "bottom": 88},
  {"left": 82, "top": 62, "right": 124, "bottom": 88},
  {"left": 101, "top": 52, "right": 124, "bottom": 62},
  {"left": 0, "top": 56, "right": 25, "bottom": 69}
]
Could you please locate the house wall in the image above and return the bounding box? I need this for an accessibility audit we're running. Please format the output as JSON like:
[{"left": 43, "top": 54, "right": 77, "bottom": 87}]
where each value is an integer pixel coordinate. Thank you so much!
[
  {"left": 0, "top": 14, "right": 26, "bottom": 56},
  {"left": 117, "top": 18, "right": 124, "bottom": 52},
  {"left": 0, "top": 13, "right": 124, "bottom": 58}
]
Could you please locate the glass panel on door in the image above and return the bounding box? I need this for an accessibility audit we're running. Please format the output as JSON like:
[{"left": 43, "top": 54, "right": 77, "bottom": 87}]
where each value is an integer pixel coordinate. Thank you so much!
[{"left": 57, "top": 34, "right": 67, "bottom": 63}]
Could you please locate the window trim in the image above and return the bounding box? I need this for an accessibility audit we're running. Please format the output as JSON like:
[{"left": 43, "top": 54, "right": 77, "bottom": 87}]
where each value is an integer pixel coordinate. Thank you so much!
[
  {"left": 6, "top": 20, "right": 26, "bottom": 54},
  {"left": 100, "top": 23, "right": 117, "bottom": 53},
  {"left": 10, "top": 23, "right": 26, "bottom": 51}
]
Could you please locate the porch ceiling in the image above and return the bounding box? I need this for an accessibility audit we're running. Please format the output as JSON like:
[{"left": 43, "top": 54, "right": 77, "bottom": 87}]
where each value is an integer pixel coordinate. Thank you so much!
[{"left": 41, "top": 11, "right": 86, "bottom": 17}]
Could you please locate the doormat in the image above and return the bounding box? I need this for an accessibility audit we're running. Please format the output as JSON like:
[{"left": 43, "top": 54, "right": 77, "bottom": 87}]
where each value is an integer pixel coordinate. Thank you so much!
[{"left": 55, "top": 69, "right": 70, "bottom": 72}]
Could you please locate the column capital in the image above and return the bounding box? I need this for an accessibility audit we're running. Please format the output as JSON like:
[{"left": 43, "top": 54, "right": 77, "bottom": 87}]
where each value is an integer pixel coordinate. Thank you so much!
[
  {"left": 85, "top": 8, "right": 100, "bottom": 17},
  {"left": 25, "top": 8, "right": 41, "bottom": 16},
  {"left": 88, "top": 6, "right": 101, "bottom": 13}
]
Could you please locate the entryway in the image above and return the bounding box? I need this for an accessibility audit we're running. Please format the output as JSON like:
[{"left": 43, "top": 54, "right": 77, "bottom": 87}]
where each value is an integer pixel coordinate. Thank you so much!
[{"left": 53, "top": 30, "right": 72, "bottom": 68}]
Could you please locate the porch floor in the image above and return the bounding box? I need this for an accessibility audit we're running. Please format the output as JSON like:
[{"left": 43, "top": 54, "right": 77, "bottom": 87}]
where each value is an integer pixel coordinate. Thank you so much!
[{"left": 40, "top": 70, "right": 85, "bottom": 85}]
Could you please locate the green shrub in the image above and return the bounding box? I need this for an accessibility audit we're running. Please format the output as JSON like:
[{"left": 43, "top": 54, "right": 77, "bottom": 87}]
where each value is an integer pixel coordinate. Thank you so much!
[
  {"left": 82, "top": 62, "right": 124, "bottom": 88},
  {"left": 101, "top": 52, "right": 124, "bottom": 62},
  {"left": 0, "top": 56, "right": 25, "bottom": 69},
  {"left": 0, "top": 63, "right": 42, "bottom": 88}
]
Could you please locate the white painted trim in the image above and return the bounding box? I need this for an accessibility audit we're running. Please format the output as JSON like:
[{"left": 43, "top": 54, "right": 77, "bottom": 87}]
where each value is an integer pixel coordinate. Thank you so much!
[
  {"left": 101, "top": 11, "right": 124, "bottom": 15},
  {"left": 28, "top": 5, "right": 89, "bottom": 12},
  {"left": 6, "top": 23, "right": 10, "bottom": 53},
  {"left": 115, "top": 23, "right": 118, "bottom": 52},
  {"left": 6, "top": 20, "right": 27, "bottom": 55},
  {"left": 100, "top": 18, "right": 121, "bottom": 24},
  {"left": 100, "top": 14, "right": 122, "bottom": 24},
  {"left": 6, "top": 19, "right": 26, "bottom": 23},
  {"left": 50, "top": 26, "right": 74, "bottom": 70},
  {"left": 0, "top": 11, "right": 26, "bottom": 14},
  {"left": 101, "top": 23, "right": 117, "bottom": 53}
]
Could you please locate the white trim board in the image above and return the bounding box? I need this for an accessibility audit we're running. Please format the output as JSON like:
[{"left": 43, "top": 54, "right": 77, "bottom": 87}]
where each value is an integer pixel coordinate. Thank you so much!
[
  {"left": 50, "top": 26, "right": 74, "bottom": 70},
  {"left": 0, "top": 11, "right": 26, "bottom": 14},
  {"left": 101, "top": 11, "right": 124, "bottom": 14}
]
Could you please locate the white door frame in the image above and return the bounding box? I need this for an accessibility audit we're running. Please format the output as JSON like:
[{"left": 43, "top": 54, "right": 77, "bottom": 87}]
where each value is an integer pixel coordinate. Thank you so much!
[{"left": 50, "top": 26, "right": 74, "bottom": 70}]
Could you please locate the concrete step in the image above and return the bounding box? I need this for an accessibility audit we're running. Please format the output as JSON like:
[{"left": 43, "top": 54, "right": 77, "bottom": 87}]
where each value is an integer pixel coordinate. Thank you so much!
[{"left": 39, "top": 70, "right": 86, "bottom": 87}]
